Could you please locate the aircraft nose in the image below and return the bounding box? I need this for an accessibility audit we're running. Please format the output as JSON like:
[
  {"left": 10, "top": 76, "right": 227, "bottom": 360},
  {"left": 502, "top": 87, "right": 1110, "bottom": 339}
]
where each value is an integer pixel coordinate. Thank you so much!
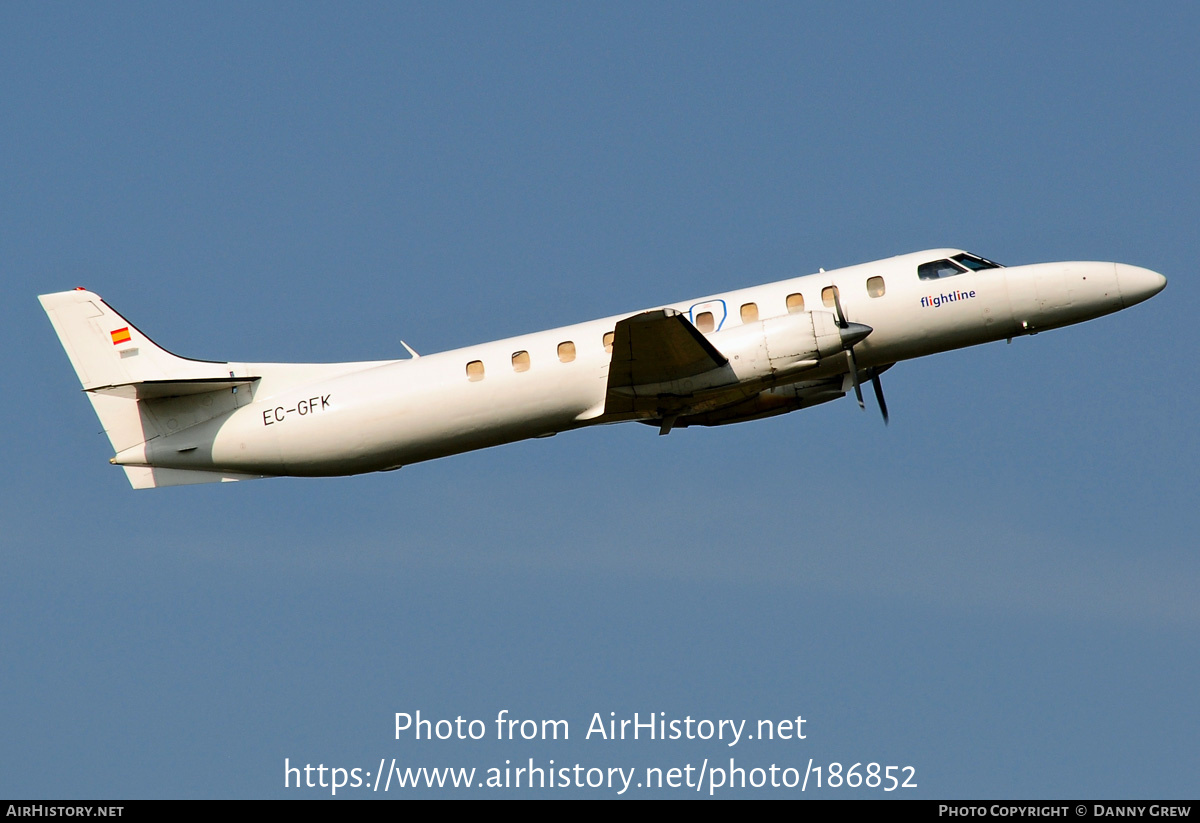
[{"left": 1115, "top": 263, "right": 1167, "bottom": 308}]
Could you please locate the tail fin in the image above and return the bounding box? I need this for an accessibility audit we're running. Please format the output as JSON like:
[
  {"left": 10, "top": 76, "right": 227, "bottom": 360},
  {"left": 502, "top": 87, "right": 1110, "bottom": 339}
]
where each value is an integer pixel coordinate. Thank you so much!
[
  {"left": 39, "top": 289, "right": 261, "bottom": 488},
  {"left": 37, "top": 288, "right": 233, "bottom": 392}
]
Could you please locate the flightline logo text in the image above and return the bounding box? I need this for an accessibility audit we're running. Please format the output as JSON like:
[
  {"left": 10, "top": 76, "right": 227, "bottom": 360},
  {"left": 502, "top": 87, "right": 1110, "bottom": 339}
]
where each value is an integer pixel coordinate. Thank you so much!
[{"left": 921, "top": 289, "right": 977, "bottom": 308}]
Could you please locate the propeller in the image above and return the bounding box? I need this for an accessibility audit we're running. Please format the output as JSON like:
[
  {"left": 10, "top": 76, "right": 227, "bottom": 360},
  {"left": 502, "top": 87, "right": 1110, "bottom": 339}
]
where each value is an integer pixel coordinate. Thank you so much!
[
  {"left": 832, "top": 288, "right": 888, "bottom": 424},
  {"left": 870, "top": 370, "right": 889, "bottom": 425}
]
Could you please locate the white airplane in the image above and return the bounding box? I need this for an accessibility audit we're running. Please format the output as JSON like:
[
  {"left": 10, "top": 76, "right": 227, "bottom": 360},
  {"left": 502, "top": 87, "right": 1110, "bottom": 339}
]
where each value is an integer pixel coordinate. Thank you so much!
[{"left": 39, "top": 249, "right": 1166, "bottom": 489}]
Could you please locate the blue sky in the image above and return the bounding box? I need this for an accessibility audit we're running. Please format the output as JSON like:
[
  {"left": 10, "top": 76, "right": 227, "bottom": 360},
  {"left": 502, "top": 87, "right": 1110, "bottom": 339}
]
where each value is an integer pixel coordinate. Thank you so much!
[{"left": 3, "top": 2, "right": 1197, "bottom": 798}]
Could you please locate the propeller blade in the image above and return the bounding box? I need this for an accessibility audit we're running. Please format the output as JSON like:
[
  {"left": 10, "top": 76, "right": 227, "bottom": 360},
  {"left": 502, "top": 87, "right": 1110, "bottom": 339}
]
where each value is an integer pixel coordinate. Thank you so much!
[
  {"left": 832, "top": 288, "right": 849, "bottom": 329},
  {"left": 830, "top": 286, "right": 877, "bottom": 416},
  {"left": 871, "top": 370, "right": 889, "bottom": 425},
  {"left": 846, "top": 346, "right": 864, "bottom": 409}
]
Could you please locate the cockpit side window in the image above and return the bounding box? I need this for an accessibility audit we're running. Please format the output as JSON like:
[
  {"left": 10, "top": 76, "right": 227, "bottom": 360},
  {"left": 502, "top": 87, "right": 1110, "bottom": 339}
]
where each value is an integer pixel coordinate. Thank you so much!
[
  {"left": 918, "top": 259, "right": 969, "bottom": 280},
  {"left": 952, "top": 253, "right": 1003, "bottom": 271}
]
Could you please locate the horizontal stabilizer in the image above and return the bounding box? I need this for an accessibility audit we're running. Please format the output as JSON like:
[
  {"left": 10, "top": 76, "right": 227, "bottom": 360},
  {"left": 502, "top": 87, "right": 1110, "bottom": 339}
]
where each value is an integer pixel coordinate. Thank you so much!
[
  {"left": 121, "top": 466, "right": 266, "bottom": 489},
  {"left": 88, "top": 377, "right": 260, "bottom": 400}
]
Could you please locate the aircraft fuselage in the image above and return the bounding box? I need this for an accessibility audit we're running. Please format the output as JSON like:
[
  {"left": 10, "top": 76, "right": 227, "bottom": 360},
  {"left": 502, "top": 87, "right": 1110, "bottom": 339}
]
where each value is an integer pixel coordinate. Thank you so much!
[{"left": 40, "top": 248, "right": 1166, "bottom": 487}]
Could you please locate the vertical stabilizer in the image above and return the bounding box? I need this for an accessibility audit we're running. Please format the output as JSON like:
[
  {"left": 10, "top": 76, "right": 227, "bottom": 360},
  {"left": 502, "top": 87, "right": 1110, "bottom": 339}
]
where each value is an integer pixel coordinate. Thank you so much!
[
  {"left": 38, "top": 289, "right": 232, "bottom": 391},
  {"left": 39, "top": 289, "right": 255, "bottom": 485}
]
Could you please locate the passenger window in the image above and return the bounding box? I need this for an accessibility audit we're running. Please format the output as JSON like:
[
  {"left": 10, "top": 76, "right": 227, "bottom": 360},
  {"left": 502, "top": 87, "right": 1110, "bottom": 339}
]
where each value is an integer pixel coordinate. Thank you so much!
[
  {"left": 466, "top": 360, "right": 485, "bottom": 381},
  {"left": 695, "top": 311, "right": 715, "bottom": 333},
  {"left": 867, "top": 276, "right": 885, "bottom": 298},
  {"left": 602, "top": 331, "right": 614, "bottom": 353},
  {"left": 740, "top": 302, "right": 759, "bottom": 323},
  {"left": 918, "top": 259, "right": 969, "bottom": 280},
  {"left": 786, "top": 293, "right": 805, "bottom": 313},
  {"left": 512, "top": 351, "right": 530, "bottom": 372},
  {"left": 557, "top": 341, "right": 576, "bottom": 363},
  {"left": 821, "top": 286, "right": 839, "bottom": 308}
]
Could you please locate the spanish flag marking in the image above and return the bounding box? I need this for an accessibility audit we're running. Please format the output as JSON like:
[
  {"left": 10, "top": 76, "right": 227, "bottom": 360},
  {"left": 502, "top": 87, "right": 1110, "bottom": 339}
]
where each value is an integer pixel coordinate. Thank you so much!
[{"left": 110, "top": 327, "right": 131, "bottom": 345}]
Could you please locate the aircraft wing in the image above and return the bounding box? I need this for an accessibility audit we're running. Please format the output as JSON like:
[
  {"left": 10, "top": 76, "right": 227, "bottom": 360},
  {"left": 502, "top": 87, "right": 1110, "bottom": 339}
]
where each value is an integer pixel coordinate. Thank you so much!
[
  {"left": 604, "top": 309, "right": 730, "bottom": 416},
  {"left": 608, "top": 309, "right": 727, "bottom": 385}
]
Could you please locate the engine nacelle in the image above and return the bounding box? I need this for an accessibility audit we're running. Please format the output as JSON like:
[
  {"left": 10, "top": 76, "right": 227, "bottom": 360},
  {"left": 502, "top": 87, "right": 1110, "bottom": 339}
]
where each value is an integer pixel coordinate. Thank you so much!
[
  {"left": 709, "top": 309, "right": 848, "bottom": 384},
  {"left": 607, "top": 308, "right": 866, "bottom": 419}
]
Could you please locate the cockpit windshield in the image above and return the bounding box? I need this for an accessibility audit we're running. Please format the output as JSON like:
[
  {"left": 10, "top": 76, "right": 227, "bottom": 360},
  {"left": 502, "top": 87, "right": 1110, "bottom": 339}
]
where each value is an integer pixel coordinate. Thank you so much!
[
  {"left": 918, "top": 259, "right": 967, "bottom": 280},
  {"left": 918, "top": 252, "right": 1004, "bottom": 280},
  {"left": 952, "top": 252, "right": 1003, "bottom": 271}
]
